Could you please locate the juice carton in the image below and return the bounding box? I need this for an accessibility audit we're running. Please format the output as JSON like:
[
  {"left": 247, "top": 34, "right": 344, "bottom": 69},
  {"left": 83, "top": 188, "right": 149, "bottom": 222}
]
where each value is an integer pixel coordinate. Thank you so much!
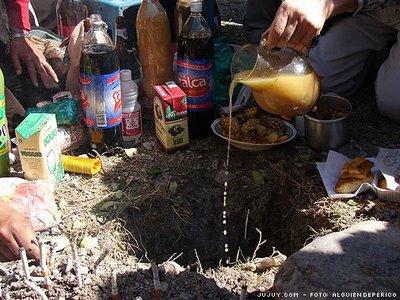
[
  {"left": 16, "top": 113, "right": 64, "bottom": 183},
  {"left": 154, "top": 82, "right": 189, "bottom": 151}
]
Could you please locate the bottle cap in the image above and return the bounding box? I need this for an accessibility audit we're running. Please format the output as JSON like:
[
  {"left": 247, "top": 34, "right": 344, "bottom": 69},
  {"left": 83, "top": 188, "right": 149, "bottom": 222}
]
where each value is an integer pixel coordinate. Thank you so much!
[
  {"left": 121, "top": 69, "right": 132, "bottom": 81},
  {"left": 190, "top": 0, "right": 202, "bottom": 13}
]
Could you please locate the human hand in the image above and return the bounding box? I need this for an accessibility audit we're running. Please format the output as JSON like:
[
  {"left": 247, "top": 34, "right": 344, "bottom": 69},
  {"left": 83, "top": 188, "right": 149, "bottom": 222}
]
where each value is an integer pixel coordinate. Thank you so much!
[
  {"left": 10, "top": 37, "right": 59, "bottom": 88},
  {"left": 0, "top": 201, "right": 40, "bottom": 262},
  {"left": 263, "top": 0, "right": 331, "bottom": 53}
]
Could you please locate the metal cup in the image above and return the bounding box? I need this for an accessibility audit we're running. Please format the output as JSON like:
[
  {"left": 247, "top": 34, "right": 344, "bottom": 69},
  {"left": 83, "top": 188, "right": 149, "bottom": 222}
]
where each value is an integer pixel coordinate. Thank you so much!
[{"left": 304, "top": 93, "right": 352, "bottom": 150}]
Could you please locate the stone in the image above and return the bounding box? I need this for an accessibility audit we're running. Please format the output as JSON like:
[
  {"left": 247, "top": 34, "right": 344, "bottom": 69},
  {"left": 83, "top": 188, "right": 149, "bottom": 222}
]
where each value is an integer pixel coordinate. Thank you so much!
[{"left": 273, "top": 221, "right": 400, "bottom": 295}]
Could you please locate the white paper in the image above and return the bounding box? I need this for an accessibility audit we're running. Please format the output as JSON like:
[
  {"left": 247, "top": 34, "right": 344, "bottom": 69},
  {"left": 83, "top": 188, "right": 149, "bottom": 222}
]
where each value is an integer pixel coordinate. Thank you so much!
[
  {"left": 376, "top": 148, "right": 400, "bottom": 191},
  {"left": 317, "top": 150, "right": 377, "bottom": 199}
]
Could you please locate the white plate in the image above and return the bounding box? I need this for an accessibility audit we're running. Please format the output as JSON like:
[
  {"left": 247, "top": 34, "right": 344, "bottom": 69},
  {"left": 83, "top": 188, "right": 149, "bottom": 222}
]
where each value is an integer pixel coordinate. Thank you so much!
[{"left": 211, "top": 118, "right": 297, "bottom": 152}]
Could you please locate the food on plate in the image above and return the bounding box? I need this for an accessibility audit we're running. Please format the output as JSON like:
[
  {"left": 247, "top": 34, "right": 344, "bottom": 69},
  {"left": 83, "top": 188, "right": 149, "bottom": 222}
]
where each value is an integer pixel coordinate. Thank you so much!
[
  {"left": 219, "top": 107, "right": 289, "bottom": 144},
  {"left": 335, "top": 157, "right": 374, "bottom": 194}
]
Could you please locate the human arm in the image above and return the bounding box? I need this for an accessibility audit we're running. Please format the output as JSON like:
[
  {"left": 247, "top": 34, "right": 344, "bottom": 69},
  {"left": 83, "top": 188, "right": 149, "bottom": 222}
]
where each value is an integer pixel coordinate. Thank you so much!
[
  {"left": 4, "top": 0, "right": 58, "bottom": 88},
  {"left": 263, "top": 0, "right": 358, "bottom": 53},
  {"left": 0, "top": 201, "right": 40, "bottom": 262}
]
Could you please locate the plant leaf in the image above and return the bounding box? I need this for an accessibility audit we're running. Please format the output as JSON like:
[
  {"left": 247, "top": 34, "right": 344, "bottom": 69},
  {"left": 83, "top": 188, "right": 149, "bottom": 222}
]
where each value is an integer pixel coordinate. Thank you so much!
[
  {"left": 146, "top": 167, "right": 161, "bottom": 175},
  {"left": 252, "top": 171, "right": 265, "bottom": 185},
  {"left": 115, "top": 190, "right": 124, "bottom": 199},
  {"left": 169, "top": 181, "right": 178, "bottom": 194}
]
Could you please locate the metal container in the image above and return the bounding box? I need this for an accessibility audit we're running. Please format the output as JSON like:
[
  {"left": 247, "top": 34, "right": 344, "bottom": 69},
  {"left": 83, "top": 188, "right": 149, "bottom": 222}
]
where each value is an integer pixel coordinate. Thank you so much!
[{"left": 304, "top": 93, "right": 352, "bottom": 150}]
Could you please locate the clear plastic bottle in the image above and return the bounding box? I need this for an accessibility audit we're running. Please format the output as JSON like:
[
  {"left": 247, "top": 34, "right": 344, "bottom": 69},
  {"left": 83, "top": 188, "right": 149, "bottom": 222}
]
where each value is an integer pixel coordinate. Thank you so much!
[
  {"left": 121, "top": 70, "right": 142, "bottom": 146},
  {"left": 80, "top": 14, "right": 122, "bottom": 151},
  {"left": 136, "top": 0, "right": 173, "bottom": 119}
]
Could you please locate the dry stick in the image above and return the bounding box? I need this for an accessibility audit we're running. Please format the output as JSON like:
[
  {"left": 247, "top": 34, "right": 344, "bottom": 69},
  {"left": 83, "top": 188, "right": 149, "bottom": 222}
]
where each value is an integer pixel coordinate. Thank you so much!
[
  {"left": 38, "top": 239, "right": 51, "bottom": 288},
  {"left": 151, "top": 261, "right": 162, "bottom": 300},
  {"left": 240, "top": 285, "right": 247, "bottom": 300},
  {"left": 244, "top": 209, "right": 250, "bottom": 240},
  {"left": 19, "top": 247, "right": 31, "bottom": 280},
  {"left": 251, "top": 228, "right": 267, "bottom": 261},
  {"left": 94, "top": 250, "right": 110, "bottom": 276},
  {"left": 194, "top": 249, "right": 203, "bottom": 274},
  {"left": 71, "top": 243, "right": 82, "bottom": 287},
  {"left": 111, "top": 269, "right": 119, "bottom": 300},
  {"left": 49, "top": 244, "right": 58, "bottom": 269},
  {"left": 24, "top": 279, "right": 48, "bottom": 300}
]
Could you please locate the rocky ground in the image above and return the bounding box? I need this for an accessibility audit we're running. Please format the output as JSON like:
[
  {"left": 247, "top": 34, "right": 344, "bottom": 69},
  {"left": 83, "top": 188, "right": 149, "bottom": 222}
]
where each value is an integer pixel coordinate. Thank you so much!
[{"left": 1, "top": 0, "right": 400, "bottom": 299}]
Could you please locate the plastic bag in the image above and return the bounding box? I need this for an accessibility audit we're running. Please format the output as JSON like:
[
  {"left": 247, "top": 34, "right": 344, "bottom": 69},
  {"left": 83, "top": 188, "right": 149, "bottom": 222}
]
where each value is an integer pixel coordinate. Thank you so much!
[
  {"left": 26, "top": 98, "right": 81, "bottom": 125},
  {"left": 0, "top": 178, "right": 59, "bottom": 231},
  {"left": 58, "top": 124, "right": 88, "bottom": 153}
]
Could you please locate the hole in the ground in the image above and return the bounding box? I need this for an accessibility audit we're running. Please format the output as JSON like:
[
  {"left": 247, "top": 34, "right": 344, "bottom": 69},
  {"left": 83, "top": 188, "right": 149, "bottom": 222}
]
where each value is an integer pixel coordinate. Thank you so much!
[{"left": 103, "top": 144, "right": 323, "bottom": 268}]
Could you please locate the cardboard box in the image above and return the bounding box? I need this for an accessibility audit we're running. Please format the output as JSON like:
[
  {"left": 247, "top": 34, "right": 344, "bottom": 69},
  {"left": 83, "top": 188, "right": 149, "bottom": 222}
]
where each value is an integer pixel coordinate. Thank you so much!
[
  {"left": 154, "top": 82, "right": 189, "bottom": 151},
  {"left": 16, "top": 113, "right": 64, "bottom": 183}
]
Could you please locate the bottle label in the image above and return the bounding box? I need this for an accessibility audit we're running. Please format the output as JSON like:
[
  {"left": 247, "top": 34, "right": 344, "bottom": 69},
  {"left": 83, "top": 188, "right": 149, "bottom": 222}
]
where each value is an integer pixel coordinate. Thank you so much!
[
  {"left": 177, "top": 58, "right": 214, "bottom": 112},
  {"left": 0, "top": 117, "right": 8, "bottom": 156},
  {"left": 122, "top": 110, "right": 142, "bottom": 138},
  {"left": 80, "top": 70, "right": 122, "bottom": 129}
]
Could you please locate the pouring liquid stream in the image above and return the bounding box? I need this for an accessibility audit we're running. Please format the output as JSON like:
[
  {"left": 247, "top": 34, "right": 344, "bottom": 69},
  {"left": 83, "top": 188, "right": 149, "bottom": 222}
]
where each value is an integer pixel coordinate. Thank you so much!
[{"left": 223, "top": 67, "right": 319, "bottom": 263}]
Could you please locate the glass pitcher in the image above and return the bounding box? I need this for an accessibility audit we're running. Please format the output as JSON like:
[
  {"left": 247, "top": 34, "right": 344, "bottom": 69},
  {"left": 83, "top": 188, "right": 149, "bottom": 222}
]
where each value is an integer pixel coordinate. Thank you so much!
[{"left": 231, "top": 44, "right": 320, "bottom": 117}]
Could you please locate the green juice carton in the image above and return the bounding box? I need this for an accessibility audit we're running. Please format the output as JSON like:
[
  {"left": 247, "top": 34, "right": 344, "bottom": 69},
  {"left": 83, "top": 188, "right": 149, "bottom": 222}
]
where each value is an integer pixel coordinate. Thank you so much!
[{"left": 16, "top": 113, "right": 64, "bottom": 183}]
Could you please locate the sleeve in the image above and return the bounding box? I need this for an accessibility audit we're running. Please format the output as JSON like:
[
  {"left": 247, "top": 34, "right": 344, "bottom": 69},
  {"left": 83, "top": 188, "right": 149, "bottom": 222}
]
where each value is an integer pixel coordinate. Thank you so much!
[
  {"left": 355, "top": 0, "right": 400, "bottom": 12},
  {"left": 4, "top": 0, "right": 31, "bottom": 31}
]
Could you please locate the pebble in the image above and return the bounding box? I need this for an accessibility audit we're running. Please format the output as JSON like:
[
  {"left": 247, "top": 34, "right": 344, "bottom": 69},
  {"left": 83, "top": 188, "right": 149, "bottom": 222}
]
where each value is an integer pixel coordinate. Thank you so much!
[
  {"left": 142, "top": 142, "right": 154, "bottom": 151},
  {"left": 83, "top": 277, "right": 92, "bottom": 285}
]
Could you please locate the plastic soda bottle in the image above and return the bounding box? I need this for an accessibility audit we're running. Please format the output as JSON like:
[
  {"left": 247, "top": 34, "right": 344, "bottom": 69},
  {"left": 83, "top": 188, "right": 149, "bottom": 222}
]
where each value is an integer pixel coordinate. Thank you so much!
[
  {"left": 121, "top": 70, "right": 142, "bottom": 146},
  {"left": 56, "top": 0, "right": 87, "bottom": 38},
  {"left": 136, "top": 0, "right": 173, "bottom": 119},
  {"left": 177, "top": 0, "right": 215, "bottom": 138},
  {"left": 80, "top": 14, "right": 122, "bottom": 151}
]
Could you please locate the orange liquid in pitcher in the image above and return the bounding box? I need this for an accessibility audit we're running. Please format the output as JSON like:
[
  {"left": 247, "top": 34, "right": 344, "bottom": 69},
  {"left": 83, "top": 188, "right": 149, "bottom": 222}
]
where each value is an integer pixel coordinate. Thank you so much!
[{"left": 230, "top": 71, "right": 320, "bottom": 117}]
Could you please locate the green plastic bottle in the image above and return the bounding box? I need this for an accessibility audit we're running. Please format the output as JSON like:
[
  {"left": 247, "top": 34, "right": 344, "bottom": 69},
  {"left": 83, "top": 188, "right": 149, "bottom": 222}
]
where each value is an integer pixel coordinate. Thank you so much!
[{"left": 0, "top": 68, "right": 10, "bottom": 177}]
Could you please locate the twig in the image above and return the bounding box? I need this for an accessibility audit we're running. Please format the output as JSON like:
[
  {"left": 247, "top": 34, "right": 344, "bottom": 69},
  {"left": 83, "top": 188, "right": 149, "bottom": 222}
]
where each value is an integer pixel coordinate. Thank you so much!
[
  {"left": 111, "top": 269, "right": 119, "bottom": 300},
  {"left": 94, "top": 250, "right": 109, "bottom": 275},
  {"left": 24, "top": 280, "right": 48, "bottom": 300},
  {"left": 19, "top": 247, "right": 31, "bottom": 280},
  {"left": 265, "top": 161, "right": 300, "bottom": 186},
  {"left": 49, "top": 244, "right": 58, "bottom": 269},
  {"left": 166, "top": 252, "right": 183, "bottom": 262},
  {"left": 240, "top": 285, "right": 247, "bottom": 300},
  {"left": 244, "top": 209, "right": 250, "bottom": 240},
  {"left": 38, "top": 239, "right": 51, "bottom": 288},
  {"left": 151, "top": 261, "right": 162, "bottom": 300},
  {"left": 194, "top": 249, "right": 203, "bottom": 274},
  {"left": 251, "top": 228, "right": 267, "bottom": 261},
  {"left": 196, "top": 279, "right": 204, "bottom": 300},
  {"left": 71, "top": 243, "right": 82, "bottom": 287}
]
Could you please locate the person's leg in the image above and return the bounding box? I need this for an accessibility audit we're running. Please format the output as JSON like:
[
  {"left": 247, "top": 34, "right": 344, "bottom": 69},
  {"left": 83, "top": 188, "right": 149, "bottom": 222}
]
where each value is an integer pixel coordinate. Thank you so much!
[
  {"left": 375, "top": 31, "right": 400, "bottom": 123},
  {"left": 310, "top": 14, "right": 396, "bottom": 96},
  {"left": 245, "top": 0, "right": 281, "bottom": 44}
]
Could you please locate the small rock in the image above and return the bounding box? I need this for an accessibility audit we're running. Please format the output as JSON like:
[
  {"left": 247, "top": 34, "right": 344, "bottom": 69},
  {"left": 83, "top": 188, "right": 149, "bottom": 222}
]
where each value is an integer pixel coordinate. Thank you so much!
[
  {"left": 80, "top": 266, "right": 89, "bottom": 275},
  {"left": 142, "top": 142, "right": 154, "bottom": 151},
  {"left": 84, "top": 277, "right": 92, "bottom": 285},
  {"left": 273, "top": 221, "right": 400, "bottom": 293},
  {"left": 160, "top": 261, "right": 185, "bottom": 275}
]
